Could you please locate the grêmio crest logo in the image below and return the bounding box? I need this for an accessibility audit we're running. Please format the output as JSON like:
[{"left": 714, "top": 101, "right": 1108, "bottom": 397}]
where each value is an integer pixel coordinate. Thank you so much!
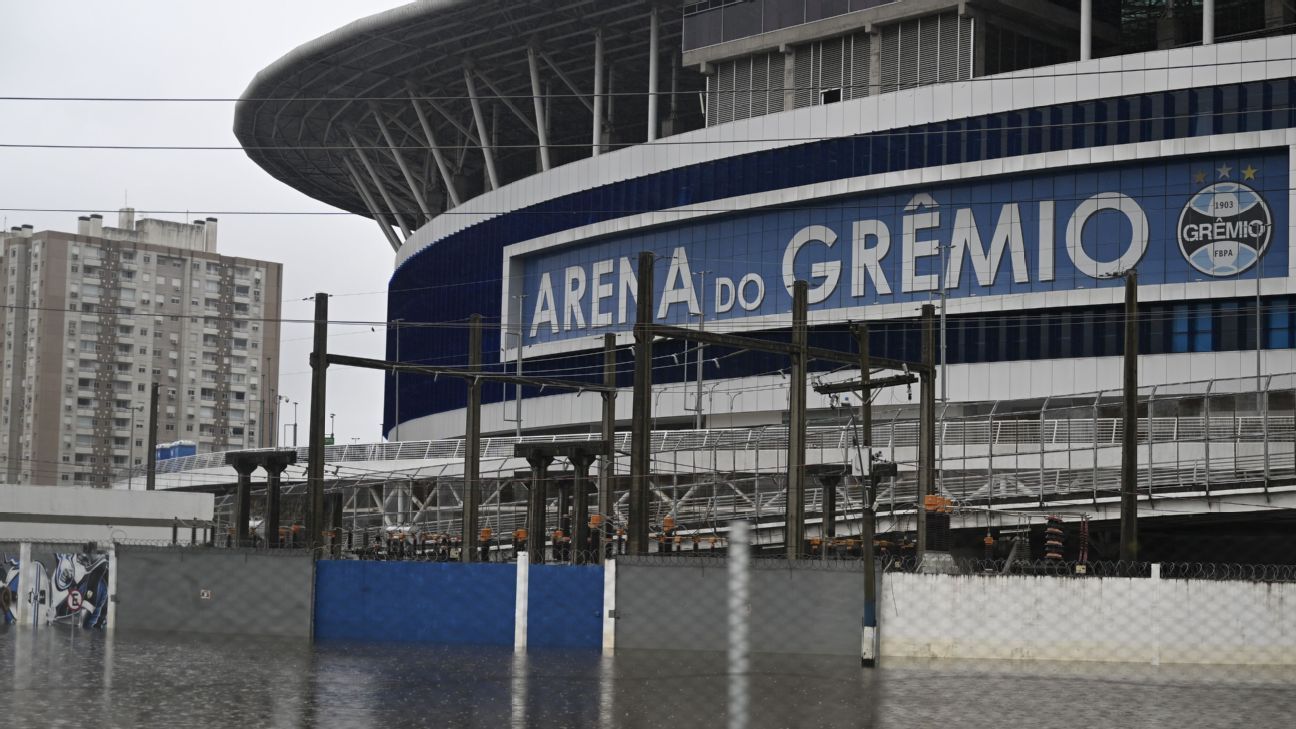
[{"left": 1178, "top": 165, "right": 1271, "bottom": 277}]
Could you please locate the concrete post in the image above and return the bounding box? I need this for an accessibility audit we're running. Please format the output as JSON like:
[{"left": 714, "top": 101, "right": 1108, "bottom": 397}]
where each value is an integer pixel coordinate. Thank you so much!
[
  {"left": 629, "top": 251, "right": 654, "bottom": 555},
  {"left": 263, "top": 455, "right": 295, "bottom": 548},
  {"left": 326, "top": 492, "right": 344, "bottom": 558},
  {"left": 463, "top": 314, "right": 483, "bottom": 562},
  {"left": 1203, "top": 0, "right": 1215, "bottom": 45},
  {"left": 571, "top": 451, "right": 597, "bottom": 564},
  {"left": 786, "top": 281, "right": 808, "bottom": 560},
  {"left": 525, "top": 450, "right": 554, "bottom": 562},
  {"left": 232, "top": 461, "right": 257, "bottom": 548}
]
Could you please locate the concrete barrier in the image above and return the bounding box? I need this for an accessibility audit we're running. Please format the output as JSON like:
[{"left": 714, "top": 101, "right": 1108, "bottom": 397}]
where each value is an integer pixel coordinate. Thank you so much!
[
  {"left": 613, "top": 558, "right": 865, "bottom": 656},
  {"left": 315, "top": 560, "right": 517, "bottom": 645},
  {"left": 113, "top": 545, "right": 314, "bottom": 639},
  {"left": 880, "top": 570, "right": 1296, "bottom": 665},
  {"left": 527, "top": 564, "right": 603, "bottom": 649}
]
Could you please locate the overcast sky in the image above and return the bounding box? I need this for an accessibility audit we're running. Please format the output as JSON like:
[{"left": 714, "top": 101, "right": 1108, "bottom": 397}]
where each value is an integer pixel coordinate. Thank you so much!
[{"left": 0, "top": 1, "right": 405, "bottom": 446}]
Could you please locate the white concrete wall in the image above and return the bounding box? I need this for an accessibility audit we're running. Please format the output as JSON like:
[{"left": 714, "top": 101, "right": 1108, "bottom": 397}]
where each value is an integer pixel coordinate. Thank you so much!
[
  {"left": 881, "top": 571, "right": 1296, "bottom": 665},
  {"left": 0, "top": 484, "right": 213, "bottom": 542}
]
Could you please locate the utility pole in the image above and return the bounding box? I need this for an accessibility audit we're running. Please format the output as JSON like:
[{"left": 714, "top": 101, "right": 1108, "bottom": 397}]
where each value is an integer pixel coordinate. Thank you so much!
[
  {"left": 306, "top": 293, "right": 329, "bottom": 553},
  {"left": 629, "top": 251, "right": 654, "bottom": 555},
  {"left": 916, "top": 304, "right": 936, "bottom": 561},
  {"left": 856, "top": 323, "right": 877, "bottom": 652},
  {"left": 145, "top": 383, "right": 159, "bottom": 491},
  {"left": 786, "top": 280, "right": 808, "bottom": 560},
  {"left": 1120, "top": 271, "right": 1139, "bottom": 562},
  {"left": 599, "top": 333, "right": 616, "bottom": 564},
  {"left": 463, "top": 314, "right": 483, "bottom": 562},
  {"left": 693, "top": 270, "right": 709, "bottom": 430}
]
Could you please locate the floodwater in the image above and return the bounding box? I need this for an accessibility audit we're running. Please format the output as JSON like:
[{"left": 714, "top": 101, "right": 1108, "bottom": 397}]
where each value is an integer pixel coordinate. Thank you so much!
[{"left": 2, "top": 626, "right": 1293, "bottom": 729}]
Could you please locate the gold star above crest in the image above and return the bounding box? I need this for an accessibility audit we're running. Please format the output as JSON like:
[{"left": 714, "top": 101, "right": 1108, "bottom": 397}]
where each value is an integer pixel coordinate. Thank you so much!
[
  {"left": 1193, "top": 170, "right": 1207, "bottom": 184},
  {"left": 1242, "top": 164, "right": 1259, "bottom": 181},
  {"left": 1217, "top": 163, "right": 1233, "bottom": 179}
]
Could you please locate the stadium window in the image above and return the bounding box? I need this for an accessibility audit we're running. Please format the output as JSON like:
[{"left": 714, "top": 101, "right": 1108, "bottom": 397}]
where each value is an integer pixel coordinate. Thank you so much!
[
  {"left": 1026, "top": 109, "right": 1043, "bottom": 155},
  {"left": 1116, "top": 98, "right": 1132, "bottom": 145},
  {"left": 1267, "top": 301, "right": 1293, "bottom": 349},
  {"left": 1194, "top": 305, "right": 1213, "bottom": 352},
  {"left": 1217, "top": 302, "right": 1241, "bottom": 351},
  {"left": 985, "top": 113, "right": 1003, "bottom": 159},
  {"left": 1005, "top": 111, "right": 1023, "bottom": 157}
]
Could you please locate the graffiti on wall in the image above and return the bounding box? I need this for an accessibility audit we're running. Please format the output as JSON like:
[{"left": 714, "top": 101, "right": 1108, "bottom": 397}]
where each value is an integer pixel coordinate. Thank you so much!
[
  {"left": 2, "top": 552, "right": 17, "bottom": 624},
  {"left": 1, "top": 548, "right": 110, "bottom": 629}
]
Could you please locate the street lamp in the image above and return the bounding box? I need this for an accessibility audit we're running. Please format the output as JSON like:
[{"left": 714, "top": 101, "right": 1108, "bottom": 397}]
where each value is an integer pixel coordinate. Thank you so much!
[
  {"left": 278, "top": 395, "right": 298, "bottom": 447},
  {"left": 329, "top": 412, "right": 336, "bottom": 444}
]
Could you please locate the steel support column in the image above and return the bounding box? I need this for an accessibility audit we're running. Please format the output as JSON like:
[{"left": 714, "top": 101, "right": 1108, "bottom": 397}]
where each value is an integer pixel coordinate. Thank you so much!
[
  {"left": 342, "top": 157, "right": 403, "bottom": 251},
  {"left": 463, "top": 66, "right": 500, "bottom": 190},
  {"left": 347, "top": 133, "right": 412, "bottom": 238},
  {"left": 786, "top": 281, "right": 808, "bottom": 560},
  {"left": 409, "top": 91, "right": 463, "bottom": 207},
  {"left": 1080, "top": 0, "right": 1093, "bottom": 61},
  {"left": 647, "top": 7, "right": 660, "bottom": 142},
  {"left": 526, "top": 49, "right": 552, "bottom": 172},
  {"left": 371, "top": 105, "right": 432, "bottom": 221},
  {"left": 538, "top": 51, "right": 595, "bottom": 114},
  {"left": 592, "top": 29, "right": 605, "bottom": 156}
]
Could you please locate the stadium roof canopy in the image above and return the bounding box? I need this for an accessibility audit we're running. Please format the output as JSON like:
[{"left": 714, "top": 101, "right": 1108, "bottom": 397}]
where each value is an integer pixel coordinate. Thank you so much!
[{"left": 235, "top": 0, "right": 704, "bottom": 250}]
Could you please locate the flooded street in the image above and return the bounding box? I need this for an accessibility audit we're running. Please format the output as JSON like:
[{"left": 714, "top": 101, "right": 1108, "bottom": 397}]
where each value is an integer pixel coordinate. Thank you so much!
[{"left": 2, "top": 626, "right": 1293, "bottom": 728}]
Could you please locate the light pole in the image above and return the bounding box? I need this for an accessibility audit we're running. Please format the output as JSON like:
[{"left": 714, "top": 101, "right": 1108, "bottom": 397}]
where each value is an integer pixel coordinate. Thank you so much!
[
  {"left": 278, "top": 395, "right": 298, "bottom": 447},
  {"left": 329, "top": 413, "right": 336, "bottom": 442},
  {"left": 119, "top": 405, "right": 143, "bottom": 490}
]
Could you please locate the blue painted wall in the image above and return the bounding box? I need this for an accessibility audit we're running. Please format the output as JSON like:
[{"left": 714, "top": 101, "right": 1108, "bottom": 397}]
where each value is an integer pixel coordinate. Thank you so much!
[
  {"left": 315, "top": 561, "right": 516, "bottom": 645},
  {"left": 527, "top": 565, "right": 603, "bottom": 650}
]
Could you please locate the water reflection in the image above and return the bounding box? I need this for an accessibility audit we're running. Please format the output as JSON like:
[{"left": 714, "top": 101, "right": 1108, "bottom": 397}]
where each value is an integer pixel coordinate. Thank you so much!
[{"left": 2, "top": 627, "right": 1293, "bottom": 729}]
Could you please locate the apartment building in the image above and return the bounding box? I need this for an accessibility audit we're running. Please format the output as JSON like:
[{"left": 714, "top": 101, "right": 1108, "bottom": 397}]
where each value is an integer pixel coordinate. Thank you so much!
[{"left": 0, "top": 209, "right": 282, "bottom": 486}]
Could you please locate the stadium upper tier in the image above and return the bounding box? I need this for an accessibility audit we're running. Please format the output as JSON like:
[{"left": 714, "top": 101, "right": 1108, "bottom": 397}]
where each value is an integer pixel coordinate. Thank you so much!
[{"left": 234, "top": 0, "right": 705, "bottom": 249}]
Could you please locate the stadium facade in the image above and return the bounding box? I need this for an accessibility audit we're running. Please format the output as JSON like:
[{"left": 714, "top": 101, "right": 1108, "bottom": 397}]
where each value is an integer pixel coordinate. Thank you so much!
[{"left": 236, "top": 0, "right": 1296, "bottom": 442}]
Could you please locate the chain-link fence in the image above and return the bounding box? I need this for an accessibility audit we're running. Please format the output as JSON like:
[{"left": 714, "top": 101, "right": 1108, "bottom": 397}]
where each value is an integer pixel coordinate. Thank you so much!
[{"left": 5, "top": 528, "right": 1296, "bottom": 728}]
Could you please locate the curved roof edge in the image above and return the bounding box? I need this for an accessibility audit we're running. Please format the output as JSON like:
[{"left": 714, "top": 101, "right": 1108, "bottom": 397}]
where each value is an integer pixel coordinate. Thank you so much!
[{"left": 236, "top": 1, "right": 464, "bottom": 116}]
